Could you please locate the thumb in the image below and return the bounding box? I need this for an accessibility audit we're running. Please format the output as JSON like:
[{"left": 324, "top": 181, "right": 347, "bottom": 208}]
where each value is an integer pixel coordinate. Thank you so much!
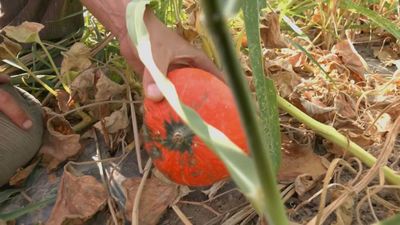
[{"left": 143, "top": 68, "right": 164, "bottom": 102}]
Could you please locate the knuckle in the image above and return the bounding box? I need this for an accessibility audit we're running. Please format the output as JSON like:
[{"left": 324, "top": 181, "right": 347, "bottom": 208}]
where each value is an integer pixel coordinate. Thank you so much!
[{"left": 0, "top": 90, "right": 12, "bottom": 105}]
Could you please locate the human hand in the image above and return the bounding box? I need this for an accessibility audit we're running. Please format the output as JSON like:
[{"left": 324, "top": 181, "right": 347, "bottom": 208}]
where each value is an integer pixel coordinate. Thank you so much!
[
  {"left": 81, "top": 0, "right": 222, "bottom": 101},
  {"left": 0, "top": 75, "right": 32, "bottom": 130}
]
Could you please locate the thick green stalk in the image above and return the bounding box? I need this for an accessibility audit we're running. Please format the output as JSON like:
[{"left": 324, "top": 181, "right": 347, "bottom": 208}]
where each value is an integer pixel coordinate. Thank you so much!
[
  {"left": 243, "top": 0, "right": 281, "bottom": 171},
  {"left": 201, "top": 1, "right": 289, "bottom": 224},
  {"left": 278, "top": 96, "right": 400, "bottom": 185}
]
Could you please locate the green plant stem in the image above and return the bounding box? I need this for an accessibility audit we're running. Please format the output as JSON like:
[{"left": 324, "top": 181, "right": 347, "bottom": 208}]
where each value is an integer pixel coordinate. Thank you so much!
[
  {"left": 37, "top": 40, "right": 71, "bottom": 93},
  {"left": 277, "top": 96, "right": 400, "bottom": 185},
  {"left": 243, "top": 0, "right": 281, "bottom": 171},
  {"left": 201, "top": 1, "right": 289, "bottom": 225},
  {"left": 3, "top": 46, "right": 57, "bottom": 96}
]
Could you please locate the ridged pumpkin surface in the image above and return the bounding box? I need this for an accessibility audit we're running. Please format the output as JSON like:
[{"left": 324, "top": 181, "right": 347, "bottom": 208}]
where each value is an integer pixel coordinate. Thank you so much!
[{"left": 144, "top": 68, "right": 248, "bottom": 186}]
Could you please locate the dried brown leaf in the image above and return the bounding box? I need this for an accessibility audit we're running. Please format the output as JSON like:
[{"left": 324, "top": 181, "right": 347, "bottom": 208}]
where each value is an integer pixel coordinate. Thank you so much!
[
  {"left": 123, "top": 177, "right": 178, "bottom": 225},
  {"left": 60, "top": 42, "right": 91, "bottom": 78},
  {"left": 9, "top": 159, "right": 39, "bottom": 186},
  {"left": 260, "top": 12, "right": 288, "bottom": 49},
  {"left": 3, "top": 22, "right": 44, "bottom": 43},
  {"left": 95, "top": 70, "right": 125, "bottom": 101},
  {"left": 294, "top": 174, "right": 320, "bottom": 196},
  {"left": 39, "top": 110, "right": 81, "bottom": 171},
  {"left": 300, "top": 98, "right": 335, "bottom": 116},
  {"left": 55, "top": 89, "right": 71, "bottom": 113},
  {"left": 333, "top": 39, "right": 368, "bottom": 79},
  {"left": 334, "top": 92, "right": 357, "bottom": 119},
  {"left": 94, "top": 106, "right": 129, "bottom": 134},
  {"left": 278, "top": 135, "right": 327, "bottom": 182},
  {"left": 70, "top": 69, "right": 96, "bottom": 103},
  {"left": 46, "top": 168, "right": 107, "bottom": 225}
]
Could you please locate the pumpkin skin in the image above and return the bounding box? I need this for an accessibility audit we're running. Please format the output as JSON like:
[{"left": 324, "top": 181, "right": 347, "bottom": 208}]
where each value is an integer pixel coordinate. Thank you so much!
[{"left": 144, "top": 68, "right": 248, "bottom": 186}]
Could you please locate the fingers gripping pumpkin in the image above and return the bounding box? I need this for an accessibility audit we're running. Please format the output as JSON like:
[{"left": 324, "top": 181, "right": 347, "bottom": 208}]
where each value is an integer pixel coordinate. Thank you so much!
[{"left": 144, "top": 68, "right": 248, "bottom": 186}]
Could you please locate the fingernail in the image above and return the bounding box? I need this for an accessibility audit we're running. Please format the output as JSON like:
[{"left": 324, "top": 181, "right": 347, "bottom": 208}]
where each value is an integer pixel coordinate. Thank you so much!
[
  {"left": 146, "top": 84, "right": 163, "bottom": 101},
  {"left": 22, "top": 120, "right": 33, "bottom": 130}
]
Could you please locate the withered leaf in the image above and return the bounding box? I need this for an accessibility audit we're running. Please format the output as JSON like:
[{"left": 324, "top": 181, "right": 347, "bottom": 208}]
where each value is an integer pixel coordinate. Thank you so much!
[
  {"left": 278, "top": 135, "right": 327, "bottom": 182},
  {"left": 94, "top": 106, "right": 129, "bottom": 134},
  {"left": 294, "top": 174, "right": 320, "bottom": 196},
  {"left": 333, "top": 39, "right": 369, "bottom": 79},
  {"left": 60, "top": 42, "right": 92, "bottom": 84},
  {"left": 39, "top": 111, "right": 81, "bottom": 171},
  {"left": 260, "top": 12, "right": 288, "bottom": 49},
  {"left": 9, "top": 159, "right": 39, "bottom": 186},
  {"left": 3, "top": 22, "right": 44, "bottom": 43},
  {"left": 70, "top": 69, "right": 96, "bottom": 103},
  {"left": 95, "top": 70, "right": 125, "bottom": 101},
  {"left": 334, "top": 92, "right": 357, "bottom": 119},
  {"left": 46, "top": 169, "right": 107, "bottom": 225},
  {"left": 123, "top": 177, "right": 178, "bottom": 225},
  {"left": 55, "top": 89, "right": 71, "bottom": 113}
]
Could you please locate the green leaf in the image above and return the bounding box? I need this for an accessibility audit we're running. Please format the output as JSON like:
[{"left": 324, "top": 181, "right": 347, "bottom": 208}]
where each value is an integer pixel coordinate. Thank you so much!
[
  {"left": 242, "top": 1, "right": 281, "bottom": 171},
  {"left": 341, "top": 0, "right": 400, "bottom": 40},
  {"left": 0, "top": 196, "right": 55, "bottom": 221},
  {"left": 126, "top": 0, "right": 261, "bottom": 209},
  {"left": 0, "top": 189, "right": 22, "bottom": 204}
]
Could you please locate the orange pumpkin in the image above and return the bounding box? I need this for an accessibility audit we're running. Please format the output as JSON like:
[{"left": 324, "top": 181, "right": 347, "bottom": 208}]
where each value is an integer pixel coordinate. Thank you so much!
[{"left": 144, "top": 68, "right": 248, "bottom": 186}]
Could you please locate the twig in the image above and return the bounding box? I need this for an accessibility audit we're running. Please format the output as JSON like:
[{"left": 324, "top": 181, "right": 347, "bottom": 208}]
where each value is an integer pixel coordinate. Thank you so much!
[
  {"left": 172, "top": 204, "right": 193, "bottom": 225},
  {"left": 131, "top": 159, "right": 152, "bottom": 225}
]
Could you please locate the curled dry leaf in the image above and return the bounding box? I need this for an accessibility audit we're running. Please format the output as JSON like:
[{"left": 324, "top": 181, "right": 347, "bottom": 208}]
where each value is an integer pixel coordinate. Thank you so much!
[
  {"left": 94, "top": 106, "right": 129, "bottom": 134},
  {"left": 55, "top": 89, "right": 71, "bottom": 113},
  {"left": 46, "top": 168, "right": 107, "bottom": 225},
  {"left": 278, "top": 135, "right": 326, "bottom": 182},
  {"left": 294, "top": 174, "right": 320, "bottom": 197},
  {"left": 3, "top": 22, "right": 44, "bottom": 43},
  {"left": 60, "top": 42, "right": 92, "bottom": 84},
  {"left": 9, "top": 159, "right": 40, "bottom": 186},
  {"left": 334, "top": 92, "right": 357, "bottom": 119},
  {"left": 333, "top": 39, "right": 369, "bottom": 80},
  {"left": 70, "top": 69, "right": 96, "bottom": 103},
  {"left": 95, "top": 70, "right": 125, "bottom": 101},
  {"left": 123, "top": 177, "right": 178, "bottom": 225},
  {"left": 260, "top": 12, "right": 288, "bottom": 49},
  {"left": 60, "top": 42, "right": 91, "bottom": 73},
  {"left": 300, "top": 97, "right": 335, "bottom": 116},
  {"left": 39, "top": 109, "right": 81, "bottom": 171},
  {"left": 265, "top": 58, "right": 301, "bottom": 97},
  {"left": 0, "top": 37, "right": 22, "bottom": 60}
]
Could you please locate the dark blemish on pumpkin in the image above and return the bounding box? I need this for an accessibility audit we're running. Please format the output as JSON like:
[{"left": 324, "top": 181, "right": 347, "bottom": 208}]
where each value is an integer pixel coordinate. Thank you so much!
[
  {"left": 162, "top": 118, "right": 195, "bottom": 153},
  {"left": 150, "top": 146, "right": 163, "bottom": 159}
]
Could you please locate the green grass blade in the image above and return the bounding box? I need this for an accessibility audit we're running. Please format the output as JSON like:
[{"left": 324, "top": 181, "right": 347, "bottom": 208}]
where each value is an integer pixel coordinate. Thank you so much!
[
  {"left": 0, "top": 196, "right": 55, "bottom": 221},
  {"left": 0, "top": 189, "right": 22, "bottom": 204},
  {"left": 341, "top": 0, "right": 400, "bottom": 40},
  {"left": 242, "top": 1, "right": 281, "bottom": 171}
]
